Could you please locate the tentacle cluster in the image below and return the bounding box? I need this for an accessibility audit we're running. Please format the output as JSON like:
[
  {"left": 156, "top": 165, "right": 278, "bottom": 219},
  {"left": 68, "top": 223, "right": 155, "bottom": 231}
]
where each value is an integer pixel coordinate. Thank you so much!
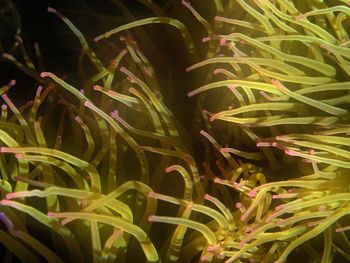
[{"left": 0, "top": 0, "right": 350, "bottom": 263}]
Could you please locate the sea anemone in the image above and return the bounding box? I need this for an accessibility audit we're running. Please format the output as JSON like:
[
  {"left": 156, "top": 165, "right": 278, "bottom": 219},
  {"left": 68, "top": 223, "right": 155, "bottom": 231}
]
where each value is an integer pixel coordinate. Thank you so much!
[{"left": 0, "top": 0, "right": 350, "bottom": 262}]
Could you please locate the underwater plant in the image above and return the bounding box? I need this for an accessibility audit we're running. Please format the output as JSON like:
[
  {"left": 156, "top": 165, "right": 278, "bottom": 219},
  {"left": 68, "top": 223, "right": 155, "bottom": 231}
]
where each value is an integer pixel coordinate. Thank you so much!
[{"left": 0, "top": 0, "right": 350, "bottom": 262}]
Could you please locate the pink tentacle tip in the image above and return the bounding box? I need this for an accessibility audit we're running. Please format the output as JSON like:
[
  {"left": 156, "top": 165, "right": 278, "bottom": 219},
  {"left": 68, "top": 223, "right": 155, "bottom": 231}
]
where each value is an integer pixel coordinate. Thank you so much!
[
  {"left": 40, "top": 72, "right": 49, "bottom": 78},
  {"left": 201, "top": 110, "right": 211, "bottom": 117},
  {"left": 200, "top": 255, "right": 211, "bottom": 262},
  {"left": 164, "top": 166, "right": 172, "bottom": 173},
  {"left": 47, "top": 212, "right": 56, "bottom": 217},
  {"left": 275, "top": 135, "right": 284, "bottom": 141},
  {"left": 185, "top": 66, "right": 192, "bottom": 72},
  {"left": 199, "top": 130, "right": 206, "bottom": 136},
  {"left": 4, "top": 193, "right": 12, "bottom": 199},
  {"left": 319, "top": 44, "right": 331, "bottom": 53},
  {"left": 202, "top": 36, "right": 212, "bottom": 43},
  {"left": 187, "top": 201, "right": 194, "bottom": 209},
  {"left": 1, "top": 104, "right": 7, "bottom": 110},
  {"left": 336, "top": 226, "right": 350, "bottom": 232},
  {"left": 120, "top": 66, "right": 128, "bottom": 74},
  {"left": 219, "top": 147, "right": 228, "bottom": 153},
  {"left": 36, "top": 86, "right": 43, "bottom": 96},
  {"left": 187, "top": 91, "right": 195, "bottom": 97},
  {"left": 207, "top": 244, "right": 220, "bottom": 252},
  {"left": 213, "top": 69, "right": 221, "bottom": 75},
  {"left": 148, "top": 191, "right": 156, "bottom": 198},
  {"left": 148, "top": 215, "right": 156, "bottom": 222},
  {"left": 74, "top": 115, "right": 82, "bottom": 122},
  {"left": 248, "top": 190, "right": 257, "bottom": 197},
  {"left": 271, "top": 79, "right": 281, "bottom": 86},
  {"left": 204, "top": 194, "right": 212, "bottom": 200},
  {"left": 143, "top": 67, "right": 153, "bottom": 77},
  {"left": 235, "top": 202, "right": 243, "bottom": 209},
  {"left": 256, "top": 141, "right": 269, "bottom": 147},
  {"left": 265, "top": 216, "right": 273, "bottom": 224},
  {"left": 240, "top": 214, "right": 248, "bottom": 222},
  {"left": 275, "top": 204, "right": 285, "bottom": 211},
  {"left": 83, "top": 101, "right": 92, "bottom": 108},
  {"left": 47, "top": 7, "right": 56, "bottom": 13},
  {"left": 307, "top": 220, "right": 320, "bottom": 227},
  {"left": 209, "top": 115, "right": 217, "bottom": 122},
  {"left": 2, "top": 53, "right": 14, "bottom": 60},
  {"left": 15, "top": 153, "right": 24, "bottom": 158},
  {"left": 294, "top": 14, "right": 307, "bottom": 21},
  {"left": 128, "top": 87, "right": 135, "bottom": 93},
  {"left": 219, "top": 38, "right": 227, "bottom": 46},
  {"left": 0, "top": 199, "right": 8, "bottom": 205},
  {"left": 110, "top": 110, "right": 119, "bottom": 117},
  {"left": 285, "top": 149, "right": 298, "bottom": 156},
  {"left": 213, "top": 178, "right": 221, "bottom": 184},
  {"left": 13, "top": 35, "right": 24, "bottom": 43}
]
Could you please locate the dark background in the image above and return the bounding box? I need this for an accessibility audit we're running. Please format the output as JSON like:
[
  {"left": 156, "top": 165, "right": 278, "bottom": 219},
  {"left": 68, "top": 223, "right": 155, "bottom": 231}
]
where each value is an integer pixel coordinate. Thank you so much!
[{"left": 0, "top": 0, "right": 206, "bottom": 135}]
